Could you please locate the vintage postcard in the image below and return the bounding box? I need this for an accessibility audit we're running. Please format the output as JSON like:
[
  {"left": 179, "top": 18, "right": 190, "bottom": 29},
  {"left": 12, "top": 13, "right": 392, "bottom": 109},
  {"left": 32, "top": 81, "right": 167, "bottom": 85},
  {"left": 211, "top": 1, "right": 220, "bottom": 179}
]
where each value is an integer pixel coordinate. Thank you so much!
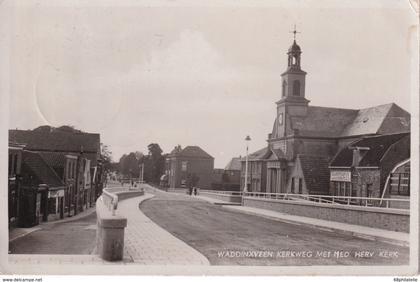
[{"left": 0, "top": 0, "right": 418, "bottom": 277}]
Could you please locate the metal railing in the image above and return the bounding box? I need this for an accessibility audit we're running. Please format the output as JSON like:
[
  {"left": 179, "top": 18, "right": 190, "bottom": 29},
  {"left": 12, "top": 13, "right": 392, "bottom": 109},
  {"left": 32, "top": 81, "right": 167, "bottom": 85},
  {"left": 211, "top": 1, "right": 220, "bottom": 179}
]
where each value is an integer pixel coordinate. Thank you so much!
[
  {"left": 197, "top": 189, "right": 409, "bottom": 210},
  {"left": 199, "top": 189, "right": 243, "bottom": 196},
  {"left": 242, "top": 191, "right": 410, "bottom": 210}
]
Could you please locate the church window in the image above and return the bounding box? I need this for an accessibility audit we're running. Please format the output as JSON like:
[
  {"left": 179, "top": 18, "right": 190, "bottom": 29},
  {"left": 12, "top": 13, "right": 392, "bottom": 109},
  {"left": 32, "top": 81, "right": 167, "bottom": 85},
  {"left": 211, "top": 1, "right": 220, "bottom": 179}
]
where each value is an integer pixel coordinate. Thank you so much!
[
  {"left": 298, "top": 178, "right": 303, "bottom": 194},
  {"left": 293, "top": 80, "right": 300, "bottom": 96},
  {"left": 291, "top": 177, "right": 295, "bottom": 193},
  {"left": 282, "top": 81, "right": 287, "bottom": 97},
  {"left": 278, "top": 113, "right": 283, "bottom": 125}
]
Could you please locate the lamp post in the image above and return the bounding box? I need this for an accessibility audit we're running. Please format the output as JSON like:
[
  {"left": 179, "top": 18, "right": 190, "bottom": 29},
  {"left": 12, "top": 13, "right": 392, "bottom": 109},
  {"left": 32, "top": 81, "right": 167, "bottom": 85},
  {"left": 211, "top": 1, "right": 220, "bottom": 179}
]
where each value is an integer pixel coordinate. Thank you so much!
[{"left": 243, "top": 135, "right": 251, "bottom": 195}]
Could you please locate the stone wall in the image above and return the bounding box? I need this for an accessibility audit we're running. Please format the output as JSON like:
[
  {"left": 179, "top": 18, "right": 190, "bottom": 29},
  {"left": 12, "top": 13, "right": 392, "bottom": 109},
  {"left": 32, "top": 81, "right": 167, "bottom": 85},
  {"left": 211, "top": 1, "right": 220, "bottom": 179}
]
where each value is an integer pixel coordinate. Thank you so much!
[
  {"left": 243, "top": 197, "right": 409, "bottom": 232},
  {"left": 200, "top": 192, "right": 242, "bottom": 203}
]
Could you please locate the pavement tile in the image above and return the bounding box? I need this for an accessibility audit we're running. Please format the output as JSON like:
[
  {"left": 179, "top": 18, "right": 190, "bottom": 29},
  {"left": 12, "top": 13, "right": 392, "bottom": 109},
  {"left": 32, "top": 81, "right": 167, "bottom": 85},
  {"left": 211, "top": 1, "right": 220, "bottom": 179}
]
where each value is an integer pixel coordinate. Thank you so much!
[{"left": 117, "top": 190, "right": 210, "bottom": 265}]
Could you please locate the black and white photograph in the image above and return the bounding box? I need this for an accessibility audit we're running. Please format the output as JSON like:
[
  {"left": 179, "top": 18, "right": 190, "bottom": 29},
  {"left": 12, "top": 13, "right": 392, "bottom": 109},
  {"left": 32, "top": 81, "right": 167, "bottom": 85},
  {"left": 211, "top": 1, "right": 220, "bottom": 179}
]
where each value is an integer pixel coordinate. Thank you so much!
[{"left": 0, "top": 0, "right": 418, "bottom": 278}]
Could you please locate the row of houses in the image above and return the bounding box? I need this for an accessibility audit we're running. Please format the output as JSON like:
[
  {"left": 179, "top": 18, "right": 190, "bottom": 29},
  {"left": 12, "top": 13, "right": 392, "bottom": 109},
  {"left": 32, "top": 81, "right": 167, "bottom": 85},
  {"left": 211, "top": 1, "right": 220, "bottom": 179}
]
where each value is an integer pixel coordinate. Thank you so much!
[
  {"left": 239, "top": 37, "right": 411, "bottom": 204},
  {"left": 8, "top": 126, "right": 104, "bottom": 228}
]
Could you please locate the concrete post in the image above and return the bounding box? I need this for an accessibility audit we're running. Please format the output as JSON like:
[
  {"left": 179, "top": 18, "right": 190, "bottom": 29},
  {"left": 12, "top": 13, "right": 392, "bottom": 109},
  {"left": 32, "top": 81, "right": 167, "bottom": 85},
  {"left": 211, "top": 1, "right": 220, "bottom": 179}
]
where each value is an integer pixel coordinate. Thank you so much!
[{"left": 96, "top": 216, "right": 127, "bottom": 261}]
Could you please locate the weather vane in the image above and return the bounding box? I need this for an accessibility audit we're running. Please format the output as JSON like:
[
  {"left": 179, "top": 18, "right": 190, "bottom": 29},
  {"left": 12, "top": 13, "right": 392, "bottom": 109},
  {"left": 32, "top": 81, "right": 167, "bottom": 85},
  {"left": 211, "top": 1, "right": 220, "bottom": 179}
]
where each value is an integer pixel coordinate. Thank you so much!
[{"left": 289, "top": 24, "right": 300, "bottom": 40}]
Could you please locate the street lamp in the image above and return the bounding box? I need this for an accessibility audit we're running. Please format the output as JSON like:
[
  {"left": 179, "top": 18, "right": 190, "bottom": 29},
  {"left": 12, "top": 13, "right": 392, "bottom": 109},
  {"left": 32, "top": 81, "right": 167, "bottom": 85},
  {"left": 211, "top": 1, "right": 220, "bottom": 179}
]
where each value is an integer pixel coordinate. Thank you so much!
[{"left": 243, "top": 135, "right": 251, "bottom": 194}]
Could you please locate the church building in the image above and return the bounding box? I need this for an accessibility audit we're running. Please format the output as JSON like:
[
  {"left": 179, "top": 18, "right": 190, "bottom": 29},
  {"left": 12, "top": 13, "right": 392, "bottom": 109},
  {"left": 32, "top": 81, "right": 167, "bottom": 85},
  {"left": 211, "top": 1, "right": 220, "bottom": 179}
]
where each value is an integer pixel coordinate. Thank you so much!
[{"left": 241, "top": 32, "right": 410, "bottom": 197}]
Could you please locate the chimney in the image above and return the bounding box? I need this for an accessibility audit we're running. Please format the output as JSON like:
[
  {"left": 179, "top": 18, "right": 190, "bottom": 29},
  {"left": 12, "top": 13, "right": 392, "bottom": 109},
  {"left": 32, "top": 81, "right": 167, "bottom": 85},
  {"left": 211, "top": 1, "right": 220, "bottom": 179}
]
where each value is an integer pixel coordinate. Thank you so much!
[{"left": 349, "top": 146, "right": 369, "bottom": 167}]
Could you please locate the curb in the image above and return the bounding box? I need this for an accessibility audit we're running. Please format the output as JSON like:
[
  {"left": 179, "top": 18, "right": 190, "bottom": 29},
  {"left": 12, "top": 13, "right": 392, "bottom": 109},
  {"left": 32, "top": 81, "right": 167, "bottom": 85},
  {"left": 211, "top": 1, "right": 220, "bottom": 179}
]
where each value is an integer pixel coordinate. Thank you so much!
[
  {"left": 9, "top": 227, "right": 42, "bottom": 243},
  {"left": 223, "top": 206, "right": 409, "bottom": 248}
]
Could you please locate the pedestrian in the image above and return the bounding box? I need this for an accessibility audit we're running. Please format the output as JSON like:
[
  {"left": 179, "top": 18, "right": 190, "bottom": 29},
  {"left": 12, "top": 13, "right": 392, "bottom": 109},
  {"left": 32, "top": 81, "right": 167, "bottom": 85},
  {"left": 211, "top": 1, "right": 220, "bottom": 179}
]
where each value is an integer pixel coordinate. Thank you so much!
[{"left": 186, "top": 173, "right": 193, "bottom": 195}]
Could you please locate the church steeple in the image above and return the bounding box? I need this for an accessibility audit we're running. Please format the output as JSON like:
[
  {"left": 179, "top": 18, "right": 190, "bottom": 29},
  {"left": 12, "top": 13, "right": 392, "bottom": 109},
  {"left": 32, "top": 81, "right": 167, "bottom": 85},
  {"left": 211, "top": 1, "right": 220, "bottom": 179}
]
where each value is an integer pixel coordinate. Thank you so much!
[
  {"left": 280, "top": 25, "right": 308, "bottom": 101},
  {"left": 271, "top": 26, "right": 310, "bottom": 141},
  {"left": 287, "top": 40, "right": 302, "bottom": 70},
  {"left": 287, "top": 25, "right": 302, "bottom": 70}
]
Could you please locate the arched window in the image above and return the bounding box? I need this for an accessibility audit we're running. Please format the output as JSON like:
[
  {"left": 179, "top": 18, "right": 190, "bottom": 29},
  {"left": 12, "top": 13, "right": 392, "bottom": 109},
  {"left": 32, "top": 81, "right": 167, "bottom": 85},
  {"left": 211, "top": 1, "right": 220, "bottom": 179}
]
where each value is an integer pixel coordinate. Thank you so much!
[
  {"left": 293, "top": 80, "right": 300, "bottom": 96},
  {"left": 282, "top": 80, "right": 287, "bottom": 97}
]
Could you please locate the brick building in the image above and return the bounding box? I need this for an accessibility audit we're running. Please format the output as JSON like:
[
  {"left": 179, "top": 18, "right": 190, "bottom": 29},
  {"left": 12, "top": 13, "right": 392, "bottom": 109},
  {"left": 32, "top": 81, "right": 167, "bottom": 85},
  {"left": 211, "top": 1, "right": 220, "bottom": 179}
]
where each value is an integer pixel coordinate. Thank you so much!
[
  {"left": 212, "top": 157, "right": 241, "bottom": 191},
  {"left": 166, "top": 145, "right": 214, "bottom": 189},
  {"left": 329, "top": 133, "right": 410, "bottom": 200},
  {"left": 241, "top": 36, "right": 410, "bottom": 196},
  {"left": 8, "top": 143, "right": 24, "bottom": 227}
]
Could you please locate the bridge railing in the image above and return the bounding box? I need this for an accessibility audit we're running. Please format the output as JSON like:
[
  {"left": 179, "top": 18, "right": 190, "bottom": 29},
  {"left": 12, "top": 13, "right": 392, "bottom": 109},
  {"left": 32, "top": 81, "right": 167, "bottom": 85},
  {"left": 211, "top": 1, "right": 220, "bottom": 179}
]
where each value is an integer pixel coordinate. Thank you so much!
[
  {"left": 199, "top": 189, "right": 243, "bottom": 196},
  {"left": 242, "top": 191, "right": 410, "bottom": 210}
]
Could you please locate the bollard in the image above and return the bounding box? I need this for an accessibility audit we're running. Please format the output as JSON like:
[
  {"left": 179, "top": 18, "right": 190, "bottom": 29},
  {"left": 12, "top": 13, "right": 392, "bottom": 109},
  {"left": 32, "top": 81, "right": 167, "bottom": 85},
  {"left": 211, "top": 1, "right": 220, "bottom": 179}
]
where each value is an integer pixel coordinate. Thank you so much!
[{"left": 97, "top": 216, "right": 127, "bottom": 261}]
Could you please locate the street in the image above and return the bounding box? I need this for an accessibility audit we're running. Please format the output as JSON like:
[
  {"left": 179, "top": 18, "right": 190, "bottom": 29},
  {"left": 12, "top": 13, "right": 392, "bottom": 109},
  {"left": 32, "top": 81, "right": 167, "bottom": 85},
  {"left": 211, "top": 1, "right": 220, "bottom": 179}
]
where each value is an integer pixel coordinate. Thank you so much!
[
  {"left": 9, "top": 211, "right": 97, "bottom": 255},
  {"left": 140, "top": 190, "right": 409, "bottom": 266}
]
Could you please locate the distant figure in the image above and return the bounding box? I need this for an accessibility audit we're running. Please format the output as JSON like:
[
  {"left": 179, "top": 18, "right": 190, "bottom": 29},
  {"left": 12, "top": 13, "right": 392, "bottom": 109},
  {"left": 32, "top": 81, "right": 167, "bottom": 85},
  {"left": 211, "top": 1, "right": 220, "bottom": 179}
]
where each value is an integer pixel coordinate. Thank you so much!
[
  {"left": 186, "top": 173, "right": 193, "bottom": 195},
  {"left": 192, "top": 174, "right": 200, "bottom": 196}
]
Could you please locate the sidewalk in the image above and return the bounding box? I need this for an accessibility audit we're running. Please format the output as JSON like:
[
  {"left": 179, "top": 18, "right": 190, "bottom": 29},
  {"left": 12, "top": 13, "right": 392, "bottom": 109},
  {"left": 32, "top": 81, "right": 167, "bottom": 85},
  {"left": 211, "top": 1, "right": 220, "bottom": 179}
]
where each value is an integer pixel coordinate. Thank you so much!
[
  {"left": 196, "top": 195, "right": 409, "bottom": 247},
  {"left": 118, "top": 193, "right": 210, "bottom": 265},
  {"left": 9, "top": 206, "right": 96, "bottom": 242}
]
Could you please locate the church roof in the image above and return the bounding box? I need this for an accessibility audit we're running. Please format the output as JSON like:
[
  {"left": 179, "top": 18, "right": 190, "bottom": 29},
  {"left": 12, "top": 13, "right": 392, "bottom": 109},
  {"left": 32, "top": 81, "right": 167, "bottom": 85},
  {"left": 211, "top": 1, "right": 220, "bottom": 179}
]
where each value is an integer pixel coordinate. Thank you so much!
[
  {"left": 330, "top": 132, "right": 410, "bottom": 167},
  {"left": 297, "top": 154, "right": 330, "bottom": 194},
  {"left": 340, "top": 103, "right": 409, "bottom": 137},
  {"left": 288, "top": 103, "right": 410, "bottom": 138},
  {"left": 291, "top": 106, "right": 358, "bottom": 137},
  {"left": 225, "top": 157, "right": 241, "bottom": 171}
]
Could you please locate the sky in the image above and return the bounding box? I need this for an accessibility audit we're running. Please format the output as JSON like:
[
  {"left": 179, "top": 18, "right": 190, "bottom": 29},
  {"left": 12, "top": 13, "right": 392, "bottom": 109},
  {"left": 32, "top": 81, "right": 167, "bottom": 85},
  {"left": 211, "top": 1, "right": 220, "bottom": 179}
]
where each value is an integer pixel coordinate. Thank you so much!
[{"left": 5, "top": 0, "right": 418, "bottom": 168}]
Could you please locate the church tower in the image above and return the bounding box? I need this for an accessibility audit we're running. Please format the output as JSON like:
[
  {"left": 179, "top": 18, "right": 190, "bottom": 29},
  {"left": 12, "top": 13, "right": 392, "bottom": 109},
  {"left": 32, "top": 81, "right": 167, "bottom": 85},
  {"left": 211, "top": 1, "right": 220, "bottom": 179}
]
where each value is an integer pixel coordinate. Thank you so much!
[{"left": 271, "top": 27, "right": 310, "bottom": 144}]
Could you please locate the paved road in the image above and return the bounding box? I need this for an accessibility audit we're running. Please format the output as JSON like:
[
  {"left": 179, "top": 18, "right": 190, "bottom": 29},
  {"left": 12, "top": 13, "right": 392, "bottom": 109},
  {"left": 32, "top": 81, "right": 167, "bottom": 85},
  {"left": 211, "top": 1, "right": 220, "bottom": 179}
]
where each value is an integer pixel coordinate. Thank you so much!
[
  {"left": 140, "top": 190, "right": 409, "bottom": 266},
  {"left": 9, "top": 212, "right": 97, "bottom": 255}
]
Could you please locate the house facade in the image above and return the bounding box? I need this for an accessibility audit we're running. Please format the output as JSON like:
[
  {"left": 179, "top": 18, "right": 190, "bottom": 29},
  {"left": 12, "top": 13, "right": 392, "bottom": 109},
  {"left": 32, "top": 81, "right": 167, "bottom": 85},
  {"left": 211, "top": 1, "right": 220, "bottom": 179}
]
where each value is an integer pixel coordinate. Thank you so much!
[
  {"left": 8, "top": 143, "right": 24, "bottom": 227},
  {"left": 329, "top": 133, "right": 410, "bottom": 200},
  {"left": 166, "top": 145, "right": 214, "bottom": 189}
]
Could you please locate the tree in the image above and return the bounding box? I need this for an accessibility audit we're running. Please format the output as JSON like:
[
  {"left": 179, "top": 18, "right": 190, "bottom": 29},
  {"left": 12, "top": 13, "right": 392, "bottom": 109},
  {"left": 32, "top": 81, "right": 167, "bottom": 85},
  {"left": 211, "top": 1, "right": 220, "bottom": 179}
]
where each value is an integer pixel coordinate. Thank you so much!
[
  {"left": 118, "top": 152, "right": 140, "bottom": 178},
  {"left": 146, "top": 143, "right": 165, "bottom": 184},
  {"left": 100, "top": 143, "right": 113, "bottom": 173}
]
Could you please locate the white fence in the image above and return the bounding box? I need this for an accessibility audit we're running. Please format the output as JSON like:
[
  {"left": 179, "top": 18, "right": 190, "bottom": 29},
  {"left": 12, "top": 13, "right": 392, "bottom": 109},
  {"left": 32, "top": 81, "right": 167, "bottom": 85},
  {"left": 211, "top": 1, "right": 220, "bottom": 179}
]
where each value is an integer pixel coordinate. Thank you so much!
[{"left": 198, "top": 190, "right": 410, "bottom": 210}]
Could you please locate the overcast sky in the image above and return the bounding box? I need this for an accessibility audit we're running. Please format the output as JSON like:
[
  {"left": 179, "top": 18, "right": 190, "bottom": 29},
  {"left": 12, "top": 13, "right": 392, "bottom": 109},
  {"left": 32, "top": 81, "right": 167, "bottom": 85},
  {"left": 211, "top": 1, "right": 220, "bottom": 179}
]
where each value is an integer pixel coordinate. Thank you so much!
[{"left": 6, "top": 0, "right": 418, "bottom": 168}]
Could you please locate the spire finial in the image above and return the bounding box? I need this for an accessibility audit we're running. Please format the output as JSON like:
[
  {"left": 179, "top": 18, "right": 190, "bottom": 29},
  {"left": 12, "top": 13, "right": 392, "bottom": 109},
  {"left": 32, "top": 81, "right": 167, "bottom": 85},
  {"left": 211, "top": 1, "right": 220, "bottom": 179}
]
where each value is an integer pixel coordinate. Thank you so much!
[{"left": 289, "top": 24, "right": 300, "bottom": 41}]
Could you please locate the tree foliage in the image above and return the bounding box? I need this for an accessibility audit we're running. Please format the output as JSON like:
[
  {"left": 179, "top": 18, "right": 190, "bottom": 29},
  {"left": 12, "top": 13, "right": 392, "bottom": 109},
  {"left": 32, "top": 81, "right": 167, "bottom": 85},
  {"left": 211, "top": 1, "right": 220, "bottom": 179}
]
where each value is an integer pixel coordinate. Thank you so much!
[{"left": 117, "top": 143, "right": 166, "bottom": 183}]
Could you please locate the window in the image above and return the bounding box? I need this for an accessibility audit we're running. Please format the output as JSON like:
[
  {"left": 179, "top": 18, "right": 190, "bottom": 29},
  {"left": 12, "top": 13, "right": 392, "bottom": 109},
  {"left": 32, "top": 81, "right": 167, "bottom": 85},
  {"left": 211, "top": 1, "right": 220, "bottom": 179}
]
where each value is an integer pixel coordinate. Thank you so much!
[
  {"left": 282, "top": 80, "right": 287, "bottom": 97},
  {"left": 181, "top": 161, "right": 188, "bottom": 172},
  {"left": 298, "top": 178, "right": 303, "bottom": 194},
  {"left": 291, "top": 177, "right": 295, "bottom": 193},
  {"left": 8, "top": 154, "right": 12, "bottom": 176},
  {"left": 293, "top": 80, "right": 300, "bottom": 96},
  {"left": 13, "top": 154, "right": 18, "bottom": 175},
  {"left": 334, "top": 181, "right": 352, "bottom": 197},
  {"left": 278, "top": 113, "right": 283, "bottom": 125}
]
